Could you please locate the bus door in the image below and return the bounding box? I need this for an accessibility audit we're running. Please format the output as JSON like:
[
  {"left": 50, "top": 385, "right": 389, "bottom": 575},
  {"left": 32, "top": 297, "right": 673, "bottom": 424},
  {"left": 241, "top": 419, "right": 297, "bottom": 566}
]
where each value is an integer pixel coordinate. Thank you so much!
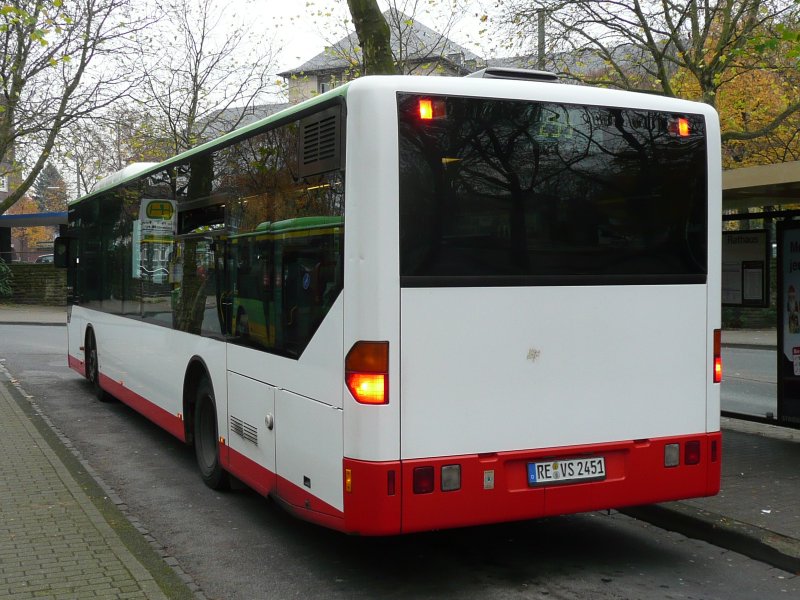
[{"left": 224, "top": 231, "right": 277, "bottom": 495}]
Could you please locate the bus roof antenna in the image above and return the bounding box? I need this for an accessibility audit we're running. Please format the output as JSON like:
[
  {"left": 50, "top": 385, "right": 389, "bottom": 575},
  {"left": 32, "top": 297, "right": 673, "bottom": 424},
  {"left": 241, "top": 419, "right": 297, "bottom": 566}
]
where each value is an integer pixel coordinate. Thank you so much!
[{"left": 466, "top": 67, "right": 559, "bottom": 82}]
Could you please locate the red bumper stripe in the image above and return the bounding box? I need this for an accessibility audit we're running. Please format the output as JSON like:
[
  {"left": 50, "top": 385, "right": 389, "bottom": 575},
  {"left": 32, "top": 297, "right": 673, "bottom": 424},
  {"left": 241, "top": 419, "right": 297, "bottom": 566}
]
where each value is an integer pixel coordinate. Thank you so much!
[{"left": 344, "top": 433, "right": 721, "bottom": 535}]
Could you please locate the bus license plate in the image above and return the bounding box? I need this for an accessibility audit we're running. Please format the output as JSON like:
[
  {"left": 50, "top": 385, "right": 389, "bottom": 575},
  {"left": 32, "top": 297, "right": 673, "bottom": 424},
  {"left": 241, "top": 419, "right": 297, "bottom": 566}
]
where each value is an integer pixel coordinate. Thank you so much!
[{"left": 527, "top": 457, "right": 606, "bottom": 486}]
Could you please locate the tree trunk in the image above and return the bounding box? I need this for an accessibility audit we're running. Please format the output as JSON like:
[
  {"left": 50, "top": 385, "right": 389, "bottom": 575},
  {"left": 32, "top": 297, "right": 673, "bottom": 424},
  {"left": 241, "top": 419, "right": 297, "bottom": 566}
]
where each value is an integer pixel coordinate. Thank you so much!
[{"left": 347, "top": 0, "right": 397, "bottom": 75}]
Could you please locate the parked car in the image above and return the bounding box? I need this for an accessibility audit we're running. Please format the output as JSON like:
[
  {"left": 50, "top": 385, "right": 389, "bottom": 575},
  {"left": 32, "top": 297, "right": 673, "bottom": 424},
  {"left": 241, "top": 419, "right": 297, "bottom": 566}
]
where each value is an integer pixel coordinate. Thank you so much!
[{"left": 35, "top": 254, "right": 54, "bottom": 264}]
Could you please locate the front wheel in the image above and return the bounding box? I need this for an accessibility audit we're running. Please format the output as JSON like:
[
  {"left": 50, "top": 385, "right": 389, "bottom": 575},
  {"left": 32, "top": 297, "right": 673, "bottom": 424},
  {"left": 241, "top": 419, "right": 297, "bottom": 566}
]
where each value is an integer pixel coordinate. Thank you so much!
[{"left": 194, "top": 377, "right": 230, "bottom": 490}]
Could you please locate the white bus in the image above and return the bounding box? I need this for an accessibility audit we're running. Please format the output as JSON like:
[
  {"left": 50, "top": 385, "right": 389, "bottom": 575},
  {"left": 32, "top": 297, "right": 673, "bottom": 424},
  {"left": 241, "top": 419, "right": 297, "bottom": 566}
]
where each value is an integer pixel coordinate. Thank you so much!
[{"left": 58, "top": 69, "right": 722, "bottom": 535}]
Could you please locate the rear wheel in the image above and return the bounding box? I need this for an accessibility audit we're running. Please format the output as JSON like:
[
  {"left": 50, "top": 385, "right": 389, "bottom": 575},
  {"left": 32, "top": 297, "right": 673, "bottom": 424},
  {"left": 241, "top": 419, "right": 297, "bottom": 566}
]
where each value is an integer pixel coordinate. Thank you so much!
[
  {"left": 85, "top": 330, "right": 110, "bottom": 402},
  {"left": 194, "top": 377, "right": 230, "bottom": 490}
]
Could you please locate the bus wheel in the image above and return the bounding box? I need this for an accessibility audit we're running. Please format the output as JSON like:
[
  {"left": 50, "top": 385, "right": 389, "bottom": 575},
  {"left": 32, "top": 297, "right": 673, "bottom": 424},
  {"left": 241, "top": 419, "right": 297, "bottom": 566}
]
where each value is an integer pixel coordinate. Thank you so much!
[
  {"left": 194, "top": 377, "right": 230, "bottom": 490},
  {"left": 86, "top": 330, "right": 110, "bottom": 402}
]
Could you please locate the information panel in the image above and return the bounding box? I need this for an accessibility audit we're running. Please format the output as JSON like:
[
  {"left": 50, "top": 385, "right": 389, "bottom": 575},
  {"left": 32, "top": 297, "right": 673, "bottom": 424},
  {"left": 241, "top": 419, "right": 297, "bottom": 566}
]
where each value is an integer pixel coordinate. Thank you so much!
[{"left": 722, "top": 230, "right": 769, "bottom": 307}]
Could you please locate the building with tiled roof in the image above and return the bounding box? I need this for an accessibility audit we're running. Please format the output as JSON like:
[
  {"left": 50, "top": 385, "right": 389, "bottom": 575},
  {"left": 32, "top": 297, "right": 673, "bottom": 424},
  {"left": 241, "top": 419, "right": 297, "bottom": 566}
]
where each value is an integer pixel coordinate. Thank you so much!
[{"left": 278, "top": 9, "right": 485, "bottom": 103}]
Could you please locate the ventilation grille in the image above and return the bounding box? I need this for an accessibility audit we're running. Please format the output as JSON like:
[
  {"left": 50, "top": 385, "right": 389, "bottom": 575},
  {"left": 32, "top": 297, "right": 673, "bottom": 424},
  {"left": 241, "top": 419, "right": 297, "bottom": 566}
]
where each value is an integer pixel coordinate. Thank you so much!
[
  {"left": 230, "top": 416, "right": 258, "bottom": 446},
  {"left": 299, "top": 106, "right": 341, "bottom": 177}
]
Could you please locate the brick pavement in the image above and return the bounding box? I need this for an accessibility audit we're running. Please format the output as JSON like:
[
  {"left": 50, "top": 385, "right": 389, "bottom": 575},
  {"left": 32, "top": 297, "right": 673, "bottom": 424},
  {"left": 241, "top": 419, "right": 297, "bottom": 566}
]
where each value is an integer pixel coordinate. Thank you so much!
[{"left": 0, "top": 374, "right": 171, "bottom": 599}]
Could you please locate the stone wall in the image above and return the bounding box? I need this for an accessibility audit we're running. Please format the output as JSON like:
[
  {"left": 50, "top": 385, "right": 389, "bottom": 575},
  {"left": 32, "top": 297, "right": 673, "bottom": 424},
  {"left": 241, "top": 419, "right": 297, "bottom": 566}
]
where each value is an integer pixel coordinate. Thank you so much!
[{"left": 6, "top": 264, "right": 67, "bottom": 305}]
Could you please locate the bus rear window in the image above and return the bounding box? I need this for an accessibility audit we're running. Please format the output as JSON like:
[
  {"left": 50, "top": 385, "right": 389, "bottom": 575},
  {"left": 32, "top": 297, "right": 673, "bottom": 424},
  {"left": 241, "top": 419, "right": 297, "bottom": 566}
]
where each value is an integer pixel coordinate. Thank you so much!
[{"left": 397, "top": 94, "right": 708, "bottom": 286}]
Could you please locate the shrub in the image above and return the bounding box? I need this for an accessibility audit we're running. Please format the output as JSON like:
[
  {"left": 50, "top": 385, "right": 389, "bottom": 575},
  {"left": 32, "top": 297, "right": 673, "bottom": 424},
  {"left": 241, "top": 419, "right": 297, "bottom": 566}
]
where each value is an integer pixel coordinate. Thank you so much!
[{"left": 0, "top": 257, "right": 12, "bottom": 298}]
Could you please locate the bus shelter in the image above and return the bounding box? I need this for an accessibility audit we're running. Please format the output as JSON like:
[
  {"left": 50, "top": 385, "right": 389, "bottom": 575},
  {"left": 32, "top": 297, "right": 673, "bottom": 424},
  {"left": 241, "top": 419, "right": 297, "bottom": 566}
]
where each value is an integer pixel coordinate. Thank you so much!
[
  {"left": 723, "top": 160, "right": 800, "bottom": 427},
  {"left": 0, "top": 211, "right": 68, "bottom": 262}
]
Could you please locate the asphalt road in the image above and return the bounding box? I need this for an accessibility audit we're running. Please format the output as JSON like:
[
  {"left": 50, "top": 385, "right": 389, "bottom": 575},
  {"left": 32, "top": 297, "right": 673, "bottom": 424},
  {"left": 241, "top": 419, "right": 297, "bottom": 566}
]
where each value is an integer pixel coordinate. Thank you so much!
[{"left": 1, "top": 325, "right": 797, "bottom": 600}]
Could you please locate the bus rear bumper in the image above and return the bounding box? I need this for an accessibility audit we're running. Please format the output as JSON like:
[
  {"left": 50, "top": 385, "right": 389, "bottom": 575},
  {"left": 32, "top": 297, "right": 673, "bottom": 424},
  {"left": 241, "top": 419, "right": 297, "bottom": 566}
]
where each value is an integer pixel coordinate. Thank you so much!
[{"left": 343, "top": 432, "right": 721, "bottom": 535}]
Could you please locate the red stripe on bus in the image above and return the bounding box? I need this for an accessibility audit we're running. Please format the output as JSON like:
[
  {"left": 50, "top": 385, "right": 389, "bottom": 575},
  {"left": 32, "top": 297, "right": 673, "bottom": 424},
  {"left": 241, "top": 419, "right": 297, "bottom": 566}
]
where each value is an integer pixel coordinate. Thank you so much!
[
  {"left": 226, "top": 447, "right": 346, "bottom": 531},
  {"left": 99, "top": 375, "right": 186, "bottom": 442},
  {"left": 342, "top": 458, "right": 403, "bottom": 535},
  {"left": 68, "top": 354, "right": 86, "bottom": 377},
  {"left": 335, "top": 433, "right": 721, "bottom": 534},
  {"left": 397, "top": 433, "right": 721, "bottom": 534},
  {"left": 225, "top": 447, "right": 276, "bottom": 497}
]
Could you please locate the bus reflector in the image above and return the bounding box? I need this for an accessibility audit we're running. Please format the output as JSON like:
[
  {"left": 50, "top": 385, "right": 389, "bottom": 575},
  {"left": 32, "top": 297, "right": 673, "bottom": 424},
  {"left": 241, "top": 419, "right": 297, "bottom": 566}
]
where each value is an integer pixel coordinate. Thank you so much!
[
  {"left": 713, "top": 329, "right": 722, "bottom": 383},
  {"left": 345, "top": 341, "right": 389, "bottom": 404},
  {"left": 685, "top": 441, "right": 701, "bottom": 465},
  {"left": 413, "top": 466, "right": 434, "bottom": 494}
]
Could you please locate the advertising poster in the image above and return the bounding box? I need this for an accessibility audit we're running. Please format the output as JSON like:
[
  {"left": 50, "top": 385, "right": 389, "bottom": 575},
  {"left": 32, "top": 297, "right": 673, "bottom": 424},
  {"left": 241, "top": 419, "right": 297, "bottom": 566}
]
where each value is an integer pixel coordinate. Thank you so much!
[
  {"left": 721, "top": 230, "right": 768, "bottom": 307},
  {"left": 777, "top": 221, "right": 800, "bottom": 426}
]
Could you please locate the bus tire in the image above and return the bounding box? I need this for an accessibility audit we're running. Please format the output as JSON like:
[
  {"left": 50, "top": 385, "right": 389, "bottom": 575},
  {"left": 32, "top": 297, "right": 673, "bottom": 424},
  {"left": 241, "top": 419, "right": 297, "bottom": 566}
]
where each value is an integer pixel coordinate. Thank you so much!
[
  {"left": 86, "top": 330, "right": 110, "bottom": 402},
  {"left": 194, "top": 376, "right": 230, "bottom": 490}
]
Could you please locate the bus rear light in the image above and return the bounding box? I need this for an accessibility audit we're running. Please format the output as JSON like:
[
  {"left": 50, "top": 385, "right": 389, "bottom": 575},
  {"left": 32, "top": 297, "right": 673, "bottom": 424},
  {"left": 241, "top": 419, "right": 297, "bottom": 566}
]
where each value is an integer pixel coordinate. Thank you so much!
[
  {"left": 685, "top": 441, "right": 701, "bottom": 465},
  {"left": 713, "top": 329, "right": 722, "bottom": 383},
  {"left": 418, "top": 98, "right": 446, "bottom": 120},
  {"left": 441, "top": 465, "right": 461, "bottom": 491},
  {"left": 419, "top": 99, "right": 433, "bottom": 120},
  {"left": 345, "top": 468, "right": 352, "bottom": 493},
  {"left": 664, "top": 443, "right": 680, "bottom": 467},
  {"left": 345, "top": 341, "right": 389, "bottom": 404},
  {"left": 346, "top": 373, "right": 386, "bottom": 404},
  {"left": 413, "top": 466, "right": 434, "bottom": 494},
  {"left": 668, "top": 116, "right": 691, "bottom": 137},
  {"left": 711, "top": 440, "right": 718, "bottom": 462},
  {"left": 387, "top": 470, "right": 396, "bottom": 496}
]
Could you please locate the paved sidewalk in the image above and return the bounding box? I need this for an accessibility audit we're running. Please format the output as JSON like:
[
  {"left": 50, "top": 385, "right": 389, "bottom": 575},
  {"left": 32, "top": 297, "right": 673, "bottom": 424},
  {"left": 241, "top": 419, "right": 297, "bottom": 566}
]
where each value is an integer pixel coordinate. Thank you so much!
[
  {"left": 0, "top": 371, "right": 193, "bottom": 598},
  {"left": 624, "top": 418, "right": 800, "bottom": 574},
  {"left": 723, "top": 328, "right": 777, "bottom": 349},
  {"left": 0, "top": 304, "right": 66, "bottom": 326}
]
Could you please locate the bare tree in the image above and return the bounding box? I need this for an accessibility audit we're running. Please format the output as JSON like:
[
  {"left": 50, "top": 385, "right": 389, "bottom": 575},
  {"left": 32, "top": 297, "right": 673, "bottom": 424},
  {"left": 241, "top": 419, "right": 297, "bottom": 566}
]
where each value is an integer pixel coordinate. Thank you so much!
[
  {"left": 59, "top": 106, "right": 170, "bottom": 196},
  {"left": 496, "top": 0, "right": 800, "bottom": 143},
  {"left": 0, "top": 0, "right": 141, "bottom": 214},
  {"left": 128, "top": 0, "right": 280, "bottom": 157}
]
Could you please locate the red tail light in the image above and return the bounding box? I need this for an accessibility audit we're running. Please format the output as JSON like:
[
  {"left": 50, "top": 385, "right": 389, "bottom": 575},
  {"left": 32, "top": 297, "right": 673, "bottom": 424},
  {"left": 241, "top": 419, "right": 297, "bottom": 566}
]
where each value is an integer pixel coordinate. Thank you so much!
[
  {"left": 713, "top": 329, "right": 722, "bottom": 383},
  {"left": 685, "top": 441, "right": 701, "bottom": 465},
  {"left": 345, "top": 341, "right": 389, "bottom": 404},
  {"left": 413, "top": 466, "right": 434, "bottom": 494}
]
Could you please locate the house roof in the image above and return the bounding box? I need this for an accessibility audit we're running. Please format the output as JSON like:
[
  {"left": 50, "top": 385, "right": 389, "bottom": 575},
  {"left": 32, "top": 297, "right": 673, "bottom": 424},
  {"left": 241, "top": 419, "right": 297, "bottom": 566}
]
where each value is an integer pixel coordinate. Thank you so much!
[{"left": 279, "top": 9, "right": 482, "bottom": 77}]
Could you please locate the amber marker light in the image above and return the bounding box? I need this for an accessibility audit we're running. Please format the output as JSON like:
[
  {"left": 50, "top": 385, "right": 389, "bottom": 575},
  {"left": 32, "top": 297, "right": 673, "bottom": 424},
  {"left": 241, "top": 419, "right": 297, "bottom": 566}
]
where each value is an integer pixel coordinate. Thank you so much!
[
  {"left": 345, "top": 341, "right": 389, "bottom": 404},
  {"left": 419, "top": 99, "right": 433, "bottom": 120},
  {"left": 669, "top": 116, "right": 691, "bottom": 137}
]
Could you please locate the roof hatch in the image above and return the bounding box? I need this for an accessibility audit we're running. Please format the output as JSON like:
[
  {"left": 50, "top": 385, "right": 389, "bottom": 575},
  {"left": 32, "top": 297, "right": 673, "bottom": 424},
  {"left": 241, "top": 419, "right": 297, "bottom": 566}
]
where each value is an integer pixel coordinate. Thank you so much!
[{"left": 466, "top": 67, "right": 559, "bottom": 83}]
